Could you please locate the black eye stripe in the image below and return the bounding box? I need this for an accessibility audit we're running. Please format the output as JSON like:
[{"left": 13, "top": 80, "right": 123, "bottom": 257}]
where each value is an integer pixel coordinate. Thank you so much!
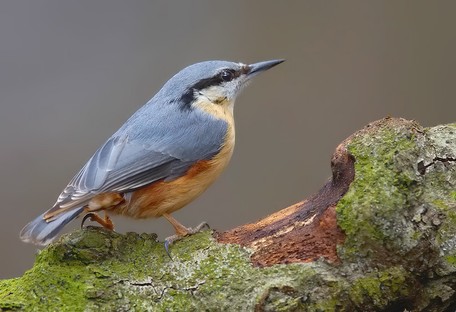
[
  {"left": 190, "top": 69, "right": 241, "bottom": 91},
  {"left": 178, "top": 68, "right": 241, "bottom": 109},
  {"left": 191, "top": 76, "right": 223, "bottom": 91}
]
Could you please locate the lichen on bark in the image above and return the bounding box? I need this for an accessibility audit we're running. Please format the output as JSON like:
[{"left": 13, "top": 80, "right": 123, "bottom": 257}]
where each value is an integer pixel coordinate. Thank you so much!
[
  {"left": 1, "top": 118, "right": 456, "bottom": 311},
  {"left": 0, "top": 229, "right": 330, "bottom": 311}
]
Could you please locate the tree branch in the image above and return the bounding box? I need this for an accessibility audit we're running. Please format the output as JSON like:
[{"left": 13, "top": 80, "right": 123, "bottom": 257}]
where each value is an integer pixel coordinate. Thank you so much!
[{"left": 1, "top": 117, "right": 456, "bottom": 311}]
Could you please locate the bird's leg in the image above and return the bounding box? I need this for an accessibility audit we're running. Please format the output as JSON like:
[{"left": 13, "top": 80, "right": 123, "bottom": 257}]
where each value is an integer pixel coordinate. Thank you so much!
[
  {"left": 162, "top": 213, "right": 210, "bottom": 256},
  {"left": 81, "top": 211, "right": 114, "bottom": 231}
]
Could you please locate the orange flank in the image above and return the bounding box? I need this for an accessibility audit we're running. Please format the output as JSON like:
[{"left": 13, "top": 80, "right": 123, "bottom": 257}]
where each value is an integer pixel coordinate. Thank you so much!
[{"left": 111, "top": 159, "right": 225, "bottom": 219}]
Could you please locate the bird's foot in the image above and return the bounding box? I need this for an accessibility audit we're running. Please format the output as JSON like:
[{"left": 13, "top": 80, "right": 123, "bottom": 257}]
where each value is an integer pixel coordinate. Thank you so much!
[
  {"left": 164, "top": 221, "right": 210, "bottom": 258},
  {"left": 81, "top": 212, "right": 114, "bottom": 231}
]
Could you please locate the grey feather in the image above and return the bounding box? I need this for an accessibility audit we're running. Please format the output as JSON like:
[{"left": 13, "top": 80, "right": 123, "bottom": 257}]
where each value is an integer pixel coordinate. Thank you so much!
[
  {"left": 19, "top": 207, "right": 84, "bottom": 246},
  {"left": 43, "top": 62, "right": 234, "bottom": 221},
  {"left": 61, "top": 104, "right": 227, "bottom": 200},
  {"left": 55, "top": 62, "right": 236, "bottom": 202},
  {"left": 21, "top": 60, "right": 241, "bottom": 245}
]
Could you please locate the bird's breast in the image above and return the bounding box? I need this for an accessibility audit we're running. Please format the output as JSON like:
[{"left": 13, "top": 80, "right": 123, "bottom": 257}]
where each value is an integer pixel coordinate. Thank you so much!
[{"left": 114, "top": 120, "right": 235, "bottom": 219}]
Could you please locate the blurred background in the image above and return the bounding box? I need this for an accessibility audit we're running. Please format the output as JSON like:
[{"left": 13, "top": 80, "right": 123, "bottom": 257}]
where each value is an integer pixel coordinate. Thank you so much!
[{"left": 1, "top": 1, "right": 456, "bottom": 278}]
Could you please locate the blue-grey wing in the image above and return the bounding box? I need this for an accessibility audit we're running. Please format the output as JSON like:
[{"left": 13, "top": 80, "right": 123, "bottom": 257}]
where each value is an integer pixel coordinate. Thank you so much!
[{"left": 52, "top": 101, "right": 228, "bottom": 210}]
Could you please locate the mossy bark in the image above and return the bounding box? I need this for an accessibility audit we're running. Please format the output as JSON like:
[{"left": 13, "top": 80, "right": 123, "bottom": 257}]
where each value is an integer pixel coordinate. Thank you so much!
[{"left": 1, "top": 118, "right": 456, "bottom": 311}]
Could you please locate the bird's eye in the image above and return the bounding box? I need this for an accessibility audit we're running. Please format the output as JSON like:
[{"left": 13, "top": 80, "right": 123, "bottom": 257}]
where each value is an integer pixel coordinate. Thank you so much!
[{"left": 220, "top": 70, "right": 234, "bottom": 82}]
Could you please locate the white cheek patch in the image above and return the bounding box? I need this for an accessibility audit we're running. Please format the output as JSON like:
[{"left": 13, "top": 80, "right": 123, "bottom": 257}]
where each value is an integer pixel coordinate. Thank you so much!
[
  {"left": 198, "top": 86, "right": 226, "bottom": 103},
  {"left": 220, "top": 78, "right": 247, "bottom": 99},
  {"left": 197, "top": 68, "right": 249, "bottom": 103}
]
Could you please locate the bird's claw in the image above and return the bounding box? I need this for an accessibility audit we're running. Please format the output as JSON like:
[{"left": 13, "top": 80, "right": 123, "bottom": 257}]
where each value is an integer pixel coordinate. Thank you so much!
[
  {"left": 80, "top": 212, "right": 114, "bottom": 230},
  {"left": 192, "top": 221, "right": 210, "bottom": 232},
  {"left": 164, "top": 235, "right": 178, "bottom": 260},
  {"left": 81, "top": 213, "right": 96, "bottom": 229}
]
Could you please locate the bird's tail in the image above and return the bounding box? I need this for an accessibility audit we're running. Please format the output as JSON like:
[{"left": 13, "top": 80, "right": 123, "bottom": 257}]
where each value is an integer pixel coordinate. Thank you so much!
[{"left": 20, "top": 207, "right": 85, "bottom": 246}]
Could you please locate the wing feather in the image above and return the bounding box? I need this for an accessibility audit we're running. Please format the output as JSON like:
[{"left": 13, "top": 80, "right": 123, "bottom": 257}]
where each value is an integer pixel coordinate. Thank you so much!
[{"left": 48, "top": 101, "right": 228, "bottom": 215}]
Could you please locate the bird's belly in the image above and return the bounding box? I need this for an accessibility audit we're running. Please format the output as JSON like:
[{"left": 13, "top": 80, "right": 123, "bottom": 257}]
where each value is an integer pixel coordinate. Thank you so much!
[{"left": 113, "top": 144, "right": 234, "bottom": 219}]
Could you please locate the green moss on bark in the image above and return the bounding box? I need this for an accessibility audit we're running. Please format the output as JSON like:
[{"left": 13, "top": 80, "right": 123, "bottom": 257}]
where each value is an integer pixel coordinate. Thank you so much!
[
  {"left": 348, "top": 266, "right": 411, "bottom": 310},
  {"left": 337, "top": 122, "right": 456, "bottom": 272},
  {"left": 1, "top": 119, "right": 456, "bottom": 311},
  {"left": 0, "top": 229, "right": 344, "bottom": 311},
  {"left": 336, "top": 124, "right": 420, "bottom": 262}
]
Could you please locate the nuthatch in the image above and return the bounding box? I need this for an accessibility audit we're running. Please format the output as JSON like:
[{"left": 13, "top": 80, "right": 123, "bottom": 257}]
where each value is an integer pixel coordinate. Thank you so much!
[{"left": 20, "top": 59, "right": 284, "bottom": 249}]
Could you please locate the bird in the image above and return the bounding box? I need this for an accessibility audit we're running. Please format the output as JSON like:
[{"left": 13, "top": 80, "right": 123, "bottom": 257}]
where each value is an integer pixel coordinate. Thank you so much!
[{"left": 20, "top": 59, "right": 284, "bottom": 250}]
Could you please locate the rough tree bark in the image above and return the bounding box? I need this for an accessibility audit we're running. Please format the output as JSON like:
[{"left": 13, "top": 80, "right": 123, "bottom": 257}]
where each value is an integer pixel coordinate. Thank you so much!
[{"left": 1, "top": 117, "right": 456, "bottom": 311}]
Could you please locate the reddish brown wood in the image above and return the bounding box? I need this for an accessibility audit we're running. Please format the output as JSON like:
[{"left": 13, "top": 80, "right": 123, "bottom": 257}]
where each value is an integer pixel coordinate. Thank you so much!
[{"left": 216, "top": 127, "right": 357, "bottom": 267}]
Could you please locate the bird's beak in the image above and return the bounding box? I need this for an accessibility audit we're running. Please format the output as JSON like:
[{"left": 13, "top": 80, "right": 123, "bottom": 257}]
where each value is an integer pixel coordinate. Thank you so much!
[{"left": 247, "top": 59, "right": 285, "bottom": 78}]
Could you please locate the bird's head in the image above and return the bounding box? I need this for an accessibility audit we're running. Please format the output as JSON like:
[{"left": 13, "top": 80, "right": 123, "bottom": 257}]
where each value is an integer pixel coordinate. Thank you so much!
[{"left": 159, "top": 59, "right": 285, "bottom": 113}]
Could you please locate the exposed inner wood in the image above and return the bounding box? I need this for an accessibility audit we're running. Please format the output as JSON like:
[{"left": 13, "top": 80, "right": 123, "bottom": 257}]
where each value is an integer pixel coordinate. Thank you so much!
[{"left": 216, "top": 134, "right": 355, "bottom": 267}]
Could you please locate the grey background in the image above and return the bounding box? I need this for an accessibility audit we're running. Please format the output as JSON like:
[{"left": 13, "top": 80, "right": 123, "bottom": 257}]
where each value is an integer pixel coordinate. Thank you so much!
[{"left": 1, "top": 1, "right": 455, "bottom": 279}]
